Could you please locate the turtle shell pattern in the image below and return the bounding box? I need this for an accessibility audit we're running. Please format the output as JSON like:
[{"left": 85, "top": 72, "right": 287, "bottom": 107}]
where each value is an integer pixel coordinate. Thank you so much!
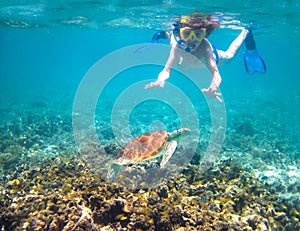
[{"left": 113, "top": 130, "right": 169, "bottom": 165}]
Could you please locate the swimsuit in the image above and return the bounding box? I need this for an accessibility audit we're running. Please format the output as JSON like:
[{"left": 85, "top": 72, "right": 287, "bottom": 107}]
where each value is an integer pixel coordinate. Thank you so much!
[{"left": 212, "top": 44, "right": 219, "bottom": 64}]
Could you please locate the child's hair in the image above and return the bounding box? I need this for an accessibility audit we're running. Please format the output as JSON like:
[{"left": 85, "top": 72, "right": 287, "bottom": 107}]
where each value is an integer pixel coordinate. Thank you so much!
[{"left": 179, "top": 13, "right": 220, "bottom": 37}]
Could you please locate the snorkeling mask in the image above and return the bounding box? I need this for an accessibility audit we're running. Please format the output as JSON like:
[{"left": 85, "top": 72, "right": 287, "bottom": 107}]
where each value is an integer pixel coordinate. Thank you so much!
[
  {"left": 173, "top": 15, "right": 207, "bottom": 52},
  {"left": 179, "top": 27, "right": 206, "bottom": 42}
]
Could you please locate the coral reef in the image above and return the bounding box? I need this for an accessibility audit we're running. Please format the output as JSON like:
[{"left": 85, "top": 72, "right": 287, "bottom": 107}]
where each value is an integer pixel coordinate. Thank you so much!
[
  {"left": 1, "top": 92, "right": 299, "bottom": 231},
  {"left": 0, "top": 112, "right": 74, "bottom": 177},
  {"left": 1, "top": 156, "right": 299, "bottom": 231}
]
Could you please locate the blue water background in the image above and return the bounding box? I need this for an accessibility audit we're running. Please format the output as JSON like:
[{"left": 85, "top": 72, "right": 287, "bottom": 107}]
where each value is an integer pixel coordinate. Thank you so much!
[{"left": 0, "top": 1, "right": 299, "bottom": 165}]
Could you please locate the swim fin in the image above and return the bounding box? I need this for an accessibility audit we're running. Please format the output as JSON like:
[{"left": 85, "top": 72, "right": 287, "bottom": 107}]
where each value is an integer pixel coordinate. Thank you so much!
[
  {"left": 243, "top": 29, "right": 266, "bottom": 75},
  {"left": 151, "top": 30, "right": 168, "bottom": 43},
  {"left": 134, "top": 30, "right": 167, "bottom": 54}
]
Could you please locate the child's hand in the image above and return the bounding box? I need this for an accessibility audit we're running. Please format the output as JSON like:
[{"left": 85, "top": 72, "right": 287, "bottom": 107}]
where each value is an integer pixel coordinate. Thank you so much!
[
  {"left": 201, "top": 87, "right": 223, "bottom": 103},
  {"left": 144, "top": 80, "right": 165, "bottom": 89}
]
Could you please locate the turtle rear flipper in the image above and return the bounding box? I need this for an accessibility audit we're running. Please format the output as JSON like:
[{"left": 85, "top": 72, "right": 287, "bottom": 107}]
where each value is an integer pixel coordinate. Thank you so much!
[
  {"left": 107, "top": 163, "right": 122, "bottom": 181},
  {"left": 160, "top": 141, "right": 177, "bottom": 168}
]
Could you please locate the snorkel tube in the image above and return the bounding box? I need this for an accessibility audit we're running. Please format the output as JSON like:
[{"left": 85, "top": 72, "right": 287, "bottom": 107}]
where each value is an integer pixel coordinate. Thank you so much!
[{"left": 173, "top": 16, "right": 191, "bottom": 52}]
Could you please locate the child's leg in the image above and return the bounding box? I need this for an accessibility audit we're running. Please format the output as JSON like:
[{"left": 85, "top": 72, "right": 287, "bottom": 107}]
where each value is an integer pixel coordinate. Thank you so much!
[{"left": 217, "top": 29, "right": 248, "bottom": 65}]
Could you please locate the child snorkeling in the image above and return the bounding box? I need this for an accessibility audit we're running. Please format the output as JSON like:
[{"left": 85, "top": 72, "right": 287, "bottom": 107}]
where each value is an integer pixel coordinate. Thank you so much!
[{"left": 144, "top": 13, "right": 249, "bottom": 103}]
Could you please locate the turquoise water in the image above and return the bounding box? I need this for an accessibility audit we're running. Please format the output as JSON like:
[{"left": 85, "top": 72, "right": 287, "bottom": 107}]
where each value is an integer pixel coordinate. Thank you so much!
[
  {"left": 1, "top": 1, "right": 300, "bottom": 169},
  {"left": 0, "top": 0, "right": 300, "bottom": 226}
]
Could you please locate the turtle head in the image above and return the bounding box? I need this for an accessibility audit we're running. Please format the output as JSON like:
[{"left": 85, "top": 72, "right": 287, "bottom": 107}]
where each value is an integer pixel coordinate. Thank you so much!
[
  {"left": 169, "top": 128, "right": 191, "bottom": 139},
  {"left": 178, "top": 128, "right": 191, "bottom": 135}
]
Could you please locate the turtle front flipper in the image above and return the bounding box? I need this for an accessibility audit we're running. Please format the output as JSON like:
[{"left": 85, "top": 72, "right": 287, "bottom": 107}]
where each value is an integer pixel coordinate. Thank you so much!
[
  {"left": 107, "top": 163, "right": 122, "bottom": 181},
  {"left": 160, "top": 141, "right": 177, "bottom": 168}
]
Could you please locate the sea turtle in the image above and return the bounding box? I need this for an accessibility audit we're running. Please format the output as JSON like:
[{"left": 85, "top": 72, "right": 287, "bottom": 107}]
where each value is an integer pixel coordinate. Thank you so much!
[{"left": 107, "top": 128, "right": 191, "bottom": 180}]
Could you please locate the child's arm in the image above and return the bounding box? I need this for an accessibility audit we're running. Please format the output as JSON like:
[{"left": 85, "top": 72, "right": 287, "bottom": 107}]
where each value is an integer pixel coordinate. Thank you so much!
[
  {"left": 145, "top": 41, "right": 176, "bottom": 89},
  {"left": 200, "top": 40, "right": 223, "bottom": 103}
]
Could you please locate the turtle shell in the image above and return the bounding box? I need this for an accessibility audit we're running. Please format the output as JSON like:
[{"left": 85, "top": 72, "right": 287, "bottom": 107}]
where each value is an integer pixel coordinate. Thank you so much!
[{"left": 113, "top": 130, "right": 169, "bottom": 165}]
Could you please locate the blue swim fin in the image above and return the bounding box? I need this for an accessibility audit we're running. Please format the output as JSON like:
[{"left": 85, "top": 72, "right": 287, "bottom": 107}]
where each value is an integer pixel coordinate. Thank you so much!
[
  {"left": 151, "top": 30, "right": 167, "bottom": 43},
  {"left": 134, "top": 30, "right": 167, "bottom": 54},
  {"left": 243, "top": 29, "right": 266, "bottom": 75}
]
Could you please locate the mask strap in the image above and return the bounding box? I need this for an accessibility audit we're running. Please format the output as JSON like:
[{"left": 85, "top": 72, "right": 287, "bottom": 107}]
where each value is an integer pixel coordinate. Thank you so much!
[{"left": 172, "top": 22, "right": 190, "bottom": 52}]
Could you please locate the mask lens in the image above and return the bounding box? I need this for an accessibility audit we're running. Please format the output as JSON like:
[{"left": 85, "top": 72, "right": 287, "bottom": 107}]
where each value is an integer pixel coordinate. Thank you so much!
[
  {"left": 180, "top": 28, "right": 192, "bottom": 41},
  {"left": 194, "top": 29, "right": 205, "bottom": 39},
  {"left": 180, "top": 27, "right": 206, "bottom": 42}
]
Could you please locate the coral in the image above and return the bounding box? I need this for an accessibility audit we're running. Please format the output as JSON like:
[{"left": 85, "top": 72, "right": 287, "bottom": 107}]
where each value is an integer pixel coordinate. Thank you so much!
[
  {"left": 235, "top": 119, "right": 255, "bottom": 136},
  {"left": 0, "top": 156, "right": 298, "bottom": 231}
]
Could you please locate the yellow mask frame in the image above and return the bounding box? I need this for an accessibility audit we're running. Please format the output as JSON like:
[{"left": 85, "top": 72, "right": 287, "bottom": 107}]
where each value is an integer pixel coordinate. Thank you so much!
[{"left": 179, "top": 27, "right": 206, "bottom": 42}]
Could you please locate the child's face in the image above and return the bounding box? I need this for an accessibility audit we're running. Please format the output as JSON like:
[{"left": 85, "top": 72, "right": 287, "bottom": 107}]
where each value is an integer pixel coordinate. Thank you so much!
[{"left": 179, "top": 27, "right": 206, "bottom": 51}]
